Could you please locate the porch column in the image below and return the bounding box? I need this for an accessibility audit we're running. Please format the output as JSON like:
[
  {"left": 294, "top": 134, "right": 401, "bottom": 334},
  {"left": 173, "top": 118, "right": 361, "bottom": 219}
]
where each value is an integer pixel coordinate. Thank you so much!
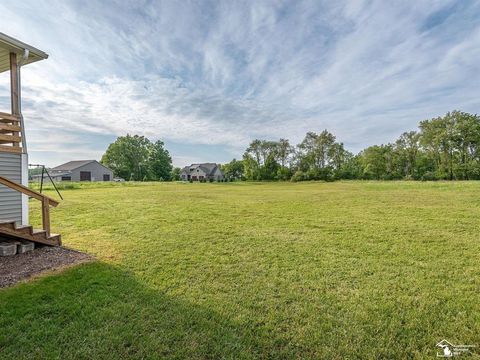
[
  {"left": 10, "top": 52, "right": 29, "bottom": 224},
  {"left": 9, "top": 52, "right": 20, "bottom": 151},
  {"left": 10, "top": 52, "right": 20, "bottom": 116}
]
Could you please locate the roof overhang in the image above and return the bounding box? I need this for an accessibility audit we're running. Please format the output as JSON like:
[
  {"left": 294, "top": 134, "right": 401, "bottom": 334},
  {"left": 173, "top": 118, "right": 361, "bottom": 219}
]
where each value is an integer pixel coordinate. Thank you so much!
[{"left": 0, "top": 32, "right": 48, "bottom": 74}]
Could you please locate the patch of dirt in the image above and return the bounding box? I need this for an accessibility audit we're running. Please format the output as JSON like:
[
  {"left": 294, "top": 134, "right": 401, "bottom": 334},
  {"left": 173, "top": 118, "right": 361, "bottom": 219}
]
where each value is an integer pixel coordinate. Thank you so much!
[{"left": 0, "top": 246, "right": 93, "bottom": 288}]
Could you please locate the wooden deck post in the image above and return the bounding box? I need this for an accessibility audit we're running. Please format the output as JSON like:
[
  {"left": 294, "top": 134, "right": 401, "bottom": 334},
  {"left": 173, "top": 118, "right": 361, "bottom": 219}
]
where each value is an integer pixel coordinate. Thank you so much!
[{"left": 42, "top": 197, "right": 51, "bottom": 237}]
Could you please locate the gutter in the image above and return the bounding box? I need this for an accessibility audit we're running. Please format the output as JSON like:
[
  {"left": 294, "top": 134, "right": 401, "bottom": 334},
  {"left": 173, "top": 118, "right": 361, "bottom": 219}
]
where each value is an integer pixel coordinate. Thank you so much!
[{"left": 0, "top": 32, "right": 48, "bottom": 60}]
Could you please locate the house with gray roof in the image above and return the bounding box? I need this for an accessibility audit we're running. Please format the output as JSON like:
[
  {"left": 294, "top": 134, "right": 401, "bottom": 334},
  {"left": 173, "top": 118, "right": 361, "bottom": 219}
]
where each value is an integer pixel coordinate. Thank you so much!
[
  {"left": 180, "top": 163, "right": 225, "bottom": 182},
  {"left": 34, "top": 160, "right": 114, "bottom": 182}
]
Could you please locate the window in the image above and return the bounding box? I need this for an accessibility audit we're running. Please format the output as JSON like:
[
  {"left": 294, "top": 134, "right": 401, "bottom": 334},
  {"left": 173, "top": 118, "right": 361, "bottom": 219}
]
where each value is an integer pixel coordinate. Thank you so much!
[
  {"left": 80, "top": 171, "right": 91, "bottom": 181},
  {"left": 103, "top": 174, "right": 111, "bottom": 181},
  {"left": 61, "top": 176, "right": 71, "bottom": 181}
]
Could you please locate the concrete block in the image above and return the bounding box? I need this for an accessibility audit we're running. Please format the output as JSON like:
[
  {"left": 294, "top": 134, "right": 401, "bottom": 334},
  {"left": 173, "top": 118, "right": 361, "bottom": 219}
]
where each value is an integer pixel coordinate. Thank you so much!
[
  {"left": 0, "top": 242, "right": 17, "bottom": 256},
  {"left": 17, "top": 241, "right": 35, "bottom": 254}
]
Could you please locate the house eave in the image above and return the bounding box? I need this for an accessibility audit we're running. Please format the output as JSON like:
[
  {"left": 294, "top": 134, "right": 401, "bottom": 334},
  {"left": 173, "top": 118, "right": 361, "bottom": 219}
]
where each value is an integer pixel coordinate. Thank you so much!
[{"left": 0, "top": 32, "right": 49, "bottom": 74}]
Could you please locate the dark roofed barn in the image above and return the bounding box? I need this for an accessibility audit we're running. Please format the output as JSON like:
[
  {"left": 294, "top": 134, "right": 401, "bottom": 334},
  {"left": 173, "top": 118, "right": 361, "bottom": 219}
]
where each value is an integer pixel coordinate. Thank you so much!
[{"left": 46, "top": 160, "right": 114, "bottom": 182}]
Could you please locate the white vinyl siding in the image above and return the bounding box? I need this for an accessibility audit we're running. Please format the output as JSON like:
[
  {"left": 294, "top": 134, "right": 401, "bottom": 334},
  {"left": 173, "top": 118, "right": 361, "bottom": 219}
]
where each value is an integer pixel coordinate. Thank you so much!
[{"left": 0, "top": 152, "right": 22, "bottom": 223}]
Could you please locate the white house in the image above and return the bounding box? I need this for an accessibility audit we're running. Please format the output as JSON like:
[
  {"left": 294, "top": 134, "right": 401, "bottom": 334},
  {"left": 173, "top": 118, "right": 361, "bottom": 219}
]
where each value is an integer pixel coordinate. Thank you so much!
[
  {"left": 0, "top": 32, "right": 61, "bottom": 246},
  {"left": 0, "top": 32, "right": 48, "bottom": 226}
]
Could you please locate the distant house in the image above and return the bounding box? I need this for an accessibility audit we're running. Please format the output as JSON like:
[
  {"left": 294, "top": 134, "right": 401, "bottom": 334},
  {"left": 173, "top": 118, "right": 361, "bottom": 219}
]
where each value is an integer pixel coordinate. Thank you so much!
[
  {"left": 180, "top": 163, "right": 225, "bottom": 182},
  {"left": 34, "top": 160, "right": 114, "bottom": 182}
]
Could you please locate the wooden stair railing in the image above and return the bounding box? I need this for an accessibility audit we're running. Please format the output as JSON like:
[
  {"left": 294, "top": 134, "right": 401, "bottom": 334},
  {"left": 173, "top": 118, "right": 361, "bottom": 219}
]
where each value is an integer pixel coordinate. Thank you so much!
[{"left": 0, "top": 175, "right": 59, "bottom": 237}]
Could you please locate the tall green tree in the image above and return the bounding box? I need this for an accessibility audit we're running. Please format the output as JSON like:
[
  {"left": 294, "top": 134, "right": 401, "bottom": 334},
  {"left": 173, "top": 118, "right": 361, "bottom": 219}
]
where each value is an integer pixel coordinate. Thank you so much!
[
  {"left": 222, "top": 159, "right": 244, "bottom": 180},
  {"left": 418, "top": 111, "right": 480, "bottom": 180},
  {"left": 359, "top": 145, "right": 396, "bottom": 180},
  {"left": 451, "top": 111, "right": 480, "bottom": 179},
  {"left": 246, "top": 140, "right": 262, "bottom": 165},
  {"left": 242, "top": 154, "right": 260, "bottom": 180},
  {"left": 419, "top": 115, "right": 456, "bottom": 179},
  {"left": 170, "top": 167, "right": 181, "bottom": 181},
  {"left": 330, "top": 144, "right": 353, "bottom": 179},
  {"left": 296, "top": 130, "right": 340, "bottom": 179},
  {"left": 260, "top": 153, "right": 280, "bottom": 180},
  {"left": 148, "top": 140, "right": 173, "bottom": 180},
  {"left": 298, "top": 130, "right": 337, "bottom": 169},
  {"left": 243, "top": 139, "right": 282, "bottom": 180},
  {"left": 394, "top": 131, "right": 420, "bottom": 178},
  {"left": 101, "top": 135, "right": 150, "bottom": 181},
  {"left": 276, "top": 138, "right": 294, "bottom": 168},
  {"left": 101, "top": 135, "right": 172, "bottom": 181}
]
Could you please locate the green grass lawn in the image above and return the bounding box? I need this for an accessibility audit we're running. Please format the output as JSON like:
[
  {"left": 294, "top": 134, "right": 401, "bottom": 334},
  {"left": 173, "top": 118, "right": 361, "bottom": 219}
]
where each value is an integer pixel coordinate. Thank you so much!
[{"left": 1, "top": 181, "right": 480, "bottom": 359}]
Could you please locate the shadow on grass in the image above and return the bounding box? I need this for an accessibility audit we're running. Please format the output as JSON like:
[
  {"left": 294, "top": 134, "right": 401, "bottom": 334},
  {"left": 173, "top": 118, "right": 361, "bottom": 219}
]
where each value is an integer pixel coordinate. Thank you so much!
[
  {"left": 2, "top": 260, "right": 472, "bottom": 358},
  {"left": 0, "top": 262, "right": 266, "bottom": 359}
]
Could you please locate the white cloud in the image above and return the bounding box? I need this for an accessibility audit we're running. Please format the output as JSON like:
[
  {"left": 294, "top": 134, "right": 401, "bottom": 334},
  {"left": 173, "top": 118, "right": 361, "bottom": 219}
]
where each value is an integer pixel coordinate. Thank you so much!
[{"left": 0, "top": 0, "right": 479, "bottom": 166}]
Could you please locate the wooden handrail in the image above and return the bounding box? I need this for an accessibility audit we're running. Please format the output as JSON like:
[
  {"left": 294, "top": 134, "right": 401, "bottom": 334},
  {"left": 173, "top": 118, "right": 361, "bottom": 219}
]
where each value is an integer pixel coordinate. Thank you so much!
[
  {"left": 0, "top": 176, "right": 58, "bottom": 205},
  {"left": 0, "top": 175, "right": 59, "bottom": 236}
]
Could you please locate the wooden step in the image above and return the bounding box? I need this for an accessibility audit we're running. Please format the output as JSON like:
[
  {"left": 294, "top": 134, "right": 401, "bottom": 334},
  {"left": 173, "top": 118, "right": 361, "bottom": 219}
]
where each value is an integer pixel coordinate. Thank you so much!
[
  {"left": 47, "top": 234, "right": 61, "bottom": 244},
  {"left": 14, "top": 225, "right": 34, "bottom": 235},
  {"left": 0, "top": 221, "right": 61, "bottom": 246},
  {"left": 0, "top": 221, "right": 15, "bottom": 231}
]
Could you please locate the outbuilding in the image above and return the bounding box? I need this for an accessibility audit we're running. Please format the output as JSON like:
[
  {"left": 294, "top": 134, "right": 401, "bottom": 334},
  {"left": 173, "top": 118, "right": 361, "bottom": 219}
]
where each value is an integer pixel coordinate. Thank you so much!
[{"left": 46, "top": 160, "right": 114, "bottom": 182}]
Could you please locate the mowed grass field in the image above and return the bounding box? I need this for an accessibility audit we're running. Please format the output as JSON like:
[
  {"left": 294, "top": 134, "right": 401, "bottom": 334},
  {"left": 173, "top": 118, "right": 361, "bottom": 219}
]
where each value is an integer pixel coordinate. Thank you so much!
[{"left": 1, "top": 181, "right": 480, "bottom": 359}]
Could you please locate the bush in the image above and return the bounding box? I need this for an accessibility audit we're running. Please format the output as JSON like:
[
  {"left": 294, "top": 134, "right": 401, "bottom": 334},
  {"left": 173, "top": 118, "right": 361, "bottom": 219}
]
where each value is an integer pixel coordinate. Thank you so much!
[
  {"left": 381, "top": 174, "right": 395, "bottom": 181},
  {"left": 305, "top": 168, "right": 334, "bottom": 181},
  {"left": 291, "top": 171, "right": 307, "bottom": 182},
  {"left": 276, "top": 167, "right": 292, "bottom": 181},
  {"left": 421, "top": 171, "right": 437, "bottom": 181}
]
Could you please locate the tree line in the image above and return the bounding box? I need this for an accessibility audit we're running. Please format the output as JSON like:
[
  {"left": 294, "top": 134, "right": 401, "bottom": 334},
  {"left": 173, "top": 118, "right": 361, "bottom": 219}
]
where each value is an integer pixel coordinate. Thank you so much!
[{"left": 222, "top": 111, "right": 480, "bottom": 181}]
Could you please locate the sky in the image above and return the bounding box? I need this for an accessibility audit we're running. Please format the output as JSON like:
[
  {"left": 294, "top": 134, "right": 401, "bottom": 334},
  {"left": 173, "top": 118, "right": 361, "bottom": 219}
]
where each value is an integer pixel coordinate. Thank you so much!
[{"left": 0, "top": 0, "right": 479, "bottom": 167}]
